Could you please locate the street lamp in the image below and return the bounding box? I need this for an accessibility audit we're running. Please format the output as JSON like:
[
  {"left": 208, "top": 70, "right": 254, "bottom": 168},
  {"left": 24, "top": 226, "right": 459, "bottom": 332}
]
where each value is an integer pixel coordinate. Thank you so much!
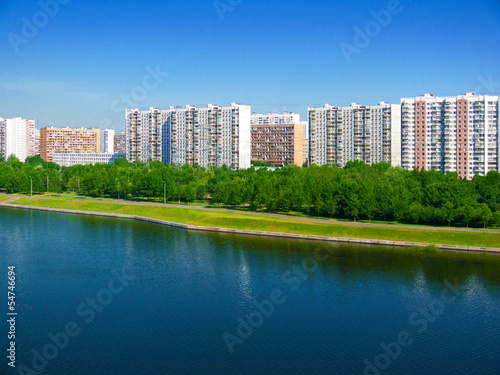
[
  {"left": 29, "top": 176, "right": 32, "bottom": 197},
  {"left": 45, "top": 173, "right": 49, "bottom": 191},
  {"left": 76, "top": 176, "right": 79, "bottom": 192},
  {"left": 163, "top": 180, "right": 166, "bottom": 204}
]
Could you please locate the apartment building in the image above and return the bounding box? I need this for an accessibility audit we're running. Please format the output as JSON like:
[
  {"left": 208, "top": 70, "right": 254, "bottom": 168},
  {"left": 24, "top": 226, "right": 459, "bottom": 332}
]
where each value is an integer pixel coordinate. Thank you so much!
[
  {"left": 114, "top": 133, "right": 126, "bottom": 154},
  {"left": 401, "top": 92, "right": 500, "bottom": 178},
  {"left": 34, "top": 135, "right": 40, "bottom": 156},
  {"left": 251, "top": 113, "right": 305, "bottom": 166},
  {"left": 0, "top": 117, "right": 36, "bottom": 162},
  {"left": 53, "top": 153, "right": 125, "bottom": 167},
  {"left": 40, "top": 127, "right": 100, "bottom": 162},
  {"left": 0, "top": 118, "right": 5, "bottom": 160},
  {"left": 103, "top": 129, "right": 115, "bottom": 154},
  {"left": 126, "top": 108, "right": 168, "bottom": 163},
  {"left": 308, "top": 102, "right": 401, "bottom": 167},
  {"left": 127, "top": 104, "right": 251, "bottom": 169}
]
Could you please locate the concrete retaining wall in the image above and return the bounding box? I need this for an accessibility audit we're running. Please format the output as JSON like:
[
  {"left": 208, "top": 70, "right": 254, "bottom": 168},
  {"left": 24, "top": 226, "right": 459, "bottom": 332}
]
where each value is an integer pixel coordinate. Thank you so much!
[{"left": 1, "top": 203, "right": 499, "bottom": 254}]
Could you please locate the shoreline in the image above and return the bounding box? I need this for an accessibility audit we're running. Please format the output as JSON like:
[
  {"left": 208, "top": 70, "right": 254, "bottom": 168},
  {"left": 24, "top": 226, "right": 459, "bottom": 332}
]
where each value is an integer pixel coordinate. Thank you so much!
[{"left": 2, "top": 202, "right": 499, "bottom": 255}]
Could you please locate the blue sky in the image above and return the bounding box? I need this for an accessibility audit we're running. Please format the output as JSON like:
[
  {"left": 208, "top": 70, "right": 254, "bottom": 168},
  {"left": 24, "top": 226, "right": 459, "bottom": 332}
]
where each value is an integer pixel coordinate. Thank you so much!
[{"left": 1, "top": 0, "right": 499, "bottom": 131}]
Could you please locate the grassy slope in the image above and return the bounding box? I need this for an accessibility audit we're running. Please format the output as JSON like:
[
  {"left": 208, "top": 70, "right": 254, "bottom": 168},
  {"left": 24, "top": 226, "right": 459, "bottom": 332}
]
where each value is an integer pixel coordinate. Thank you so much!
[
  {"left": 0, "top": 195, "right": 13, "bottom": 202},
  {"left": 7, "top": 198, "right": 499, "bottom": 248}
]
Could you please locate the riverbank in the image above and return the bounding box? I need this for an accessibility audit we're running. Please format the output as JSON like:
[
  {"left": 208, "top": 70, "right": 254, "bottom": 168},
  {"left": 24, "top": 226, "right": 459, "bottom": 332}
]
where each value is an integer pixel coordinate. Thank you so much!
[{"left": 1, "top": 196, "right": 499, "bottom": 253}]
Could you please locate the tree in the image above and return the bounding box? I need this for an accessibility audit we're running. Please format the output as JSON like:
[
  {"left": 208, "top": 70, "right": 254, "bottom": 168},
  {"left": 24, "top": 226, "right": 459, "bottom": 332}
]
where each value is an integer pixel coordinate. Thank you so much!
[
  {"left": 339, "top": 178, "right": 362, "bottom": 222},
  {"left": 361, "top": 180, "right": 378, "bottom": 222},
  {"left": 457, "top": 205, "right": 474, "bottom": 228},
  {"left": 442, "top": 201, "right": 456, "bottom": 227},
  {"left": 183, "top": 182, "right": 197, "bottom": 205},
  {"left": 25, "top": 155, "right": 44, "bottom": 164},
  {"left": 407, "top": 202, "right": 424, "bottom": 224},
  {"left": 493, "top": 211, "right": 500, "bottom": 228},
  {"left": 473, "top": 204, "right": 493, "bottom": 228},
  {"left": 7, "top": 154, "right": 20, "bottom": 167}
]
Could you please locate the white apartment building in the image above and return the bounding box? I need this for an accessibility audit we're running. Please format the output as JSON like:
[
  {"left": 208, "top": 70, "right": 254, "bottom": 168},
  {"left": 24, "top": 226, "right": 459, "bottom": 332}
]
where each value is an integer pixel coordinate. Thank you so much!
[
  {"left": 127, "top": 104, "right": 251, "bottom": 169},
  {"left": 401, "top": 93, "right": 500, "bottom": 179},
  {"left": 0, "top": 117, "right": 36, "bottom": 162},
  {"left": 126, "top": 108, "right": 167, "bottom": 163},
  {"left": 53, "top": 153, "right": 125, "bottom": 167},
  {"left": 308, "top": 102, "right": 401, "bottom": 167},
  {"left": 103, "top": 129, "right": 115, "bottom": 154},
  {"left": 0, "top": 118, "right": 5, "bottom": 160}
]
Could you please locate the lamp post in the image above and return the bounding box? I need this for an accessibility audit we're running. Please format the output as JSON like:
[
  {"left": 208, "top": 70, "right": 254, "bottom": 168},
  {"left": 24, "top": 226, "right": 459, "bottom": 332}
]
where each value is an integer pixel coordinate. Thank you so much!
[
  {"left": 29, "top": 176, "right": 32, "bottom": 197},
  {"left": 163, "top": 180, "right": 166, "bottom": 204},
  {"left": 45, "top": 173, "right": 49, "bottom": 191},
  {"left": 76, "top": 176, "right": 79, "bottom": 192}
]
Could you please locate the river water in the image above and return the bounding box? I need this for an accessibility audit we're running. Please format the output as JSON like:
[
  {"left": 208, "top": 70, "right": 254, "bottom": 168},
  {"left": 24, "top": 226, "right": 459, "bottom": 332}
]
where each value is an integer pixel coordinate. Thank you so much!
[{"left": 1, "top": 206, "right": 499, "bottom": 374}]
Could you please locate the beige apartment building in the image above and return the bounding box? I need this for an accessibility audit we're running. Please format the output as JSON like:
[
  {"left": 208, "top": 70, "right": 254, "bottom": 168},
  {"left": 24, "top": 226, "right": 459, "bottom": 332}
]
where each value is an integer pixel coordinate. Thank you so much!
[
  {"left": 40, "top": 127, "right": 100, "bottom": 162},
  {"left": 251, "top": 113, "right": 305, "bottom": 166}
]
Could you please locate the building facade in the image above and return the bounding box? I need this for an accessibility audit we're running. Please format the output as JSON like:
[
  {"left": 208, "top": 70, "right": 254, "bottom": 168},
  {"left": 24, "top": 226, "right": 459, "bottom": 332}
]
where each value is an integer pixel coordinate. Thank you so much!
[
  {"left": 401, "top": 93, "right": 500, "bottom": 178},
  {"left": 40, "top": 127, "right": 100, "bottom": 162},
  {"left": 308, "top": 103, "right": 401, "bottom": 167},
  {"left": 251, "top": 113, "right": 305, "bottom": 166},
  {"left": 0, "top": 117, "right": 36, "bottom": 162},
  {"left": 53, "top": 153, "right": 125, "bottom": 167},
  {"left": 0, "top": 118, "right": 5, "bottom": 160},
  {"left": 126, "top": 108, "right": 168, "bottom": 163},
  {"left": 103, "top": 129, "right": 115, "bottom": 154},
  {"left": 127, "top": 104, "right": 251, "bottom": 169},
  {"left": 114, "top": 133, "right": 126, "bottom": 154}
]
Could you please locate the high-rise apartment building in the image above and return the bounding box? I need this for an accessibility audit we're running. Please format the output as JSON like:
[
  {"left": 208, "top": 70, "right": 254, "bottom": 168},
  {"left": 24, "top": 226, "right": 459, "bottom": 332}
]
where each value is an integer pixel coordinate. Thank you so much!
[
  {"left": 103, "top": 129, "right": 115, "bottom": 154},
  {"left": 308, "top": 102, "right": 401, "bottom": 167},
  {"left": 126, "top": 104, "right": 251, "bottom": 169},
  {"left": 114, "top": 133, "right": 126, "bottom": 154},
  {"left": 126, "top": 108, "right": 168, "bottom": 163},
  {"left": 40, "top": 127, "right": 100, "bottom": 162},
  {"left": 0, "top": 118, "right": 5, "bottom": 160},
  {"left": 34, "top": 129, "right": 40, "bottom": 156},
  {"left": 0, "top": 117, "right": 36, "bottom": 162},
  {"left": 401, "top": 93, "right": 500, "bottom": 178},
  {"left": 251, "top": 113, "right": 305, "bottom": 166}
]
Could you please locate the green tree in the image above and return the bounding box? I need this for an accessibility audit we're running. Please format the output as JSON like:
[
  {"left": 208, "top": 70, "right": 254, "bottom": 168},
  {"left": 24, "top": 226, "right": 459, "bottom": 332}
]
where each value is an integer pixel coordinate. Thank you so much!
[{"left": 473, "top": 204, "right": 493, "bottom": 228}]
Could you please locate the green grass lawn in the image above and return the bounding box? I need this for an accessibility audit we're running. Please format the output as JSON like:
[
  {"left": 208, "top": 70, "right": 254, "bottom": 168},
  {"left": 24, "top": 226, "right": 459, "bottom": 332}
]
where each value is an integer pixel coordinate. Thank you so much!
[
  {"left": 8, "top": 198, "right": 500, "bottom": 249},
  {"left": 39, "top": 194, "right": 115, "bottom": 202},
  {"left": 0, "top": 195, "right": 14, "bottom": 202},
  {"left": 14, "top": 193, "right": 494, "bottom": 231}
]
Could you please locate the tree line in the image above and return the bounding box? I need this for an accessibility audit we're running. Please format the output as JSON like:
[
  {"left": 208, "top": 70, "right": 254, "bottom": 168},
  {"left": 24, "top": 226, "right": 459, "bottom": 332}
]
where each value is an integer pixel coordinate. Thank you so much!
[{"left": 0, "top": 154, "right": 499, "bottom": 228}]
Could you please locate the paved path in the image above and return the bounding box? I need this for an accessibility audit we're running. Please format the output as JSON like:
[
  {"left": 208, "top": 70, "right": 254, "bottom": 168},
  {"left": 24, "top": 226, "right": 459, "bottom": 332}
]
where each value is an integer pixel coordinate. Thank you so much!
[{"left": 5, "top": 194, "right": 499, "bottom": 234}]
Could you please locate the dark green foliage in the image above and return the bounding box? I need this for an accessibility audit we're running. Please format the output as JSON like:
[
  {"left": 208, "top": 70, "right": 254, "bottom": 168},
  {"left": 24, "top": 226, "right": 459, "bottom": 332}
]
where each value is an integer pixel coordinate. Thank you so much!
[{"left": 0, "top": 158, "right": 498, "bottom": 227}]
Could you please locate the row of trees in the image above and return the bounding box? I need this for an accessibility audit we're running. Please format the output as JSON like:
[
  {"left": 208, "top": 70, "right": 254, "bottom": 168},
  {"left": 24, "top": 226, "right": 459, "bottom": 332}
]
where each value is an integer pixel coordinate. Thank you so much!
[{"left": 1, "top": 154, "right": 499, "bottom": 228}]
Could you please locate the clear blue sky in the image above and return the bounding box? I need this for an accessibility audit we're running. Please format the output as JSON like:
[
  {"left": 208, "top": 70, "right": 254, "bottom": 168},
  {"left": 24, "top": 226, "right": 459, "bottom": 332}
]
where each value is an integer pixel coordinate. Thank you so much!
[{"left": 1, "top": 0, "right": 499, "bottom": 131}]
